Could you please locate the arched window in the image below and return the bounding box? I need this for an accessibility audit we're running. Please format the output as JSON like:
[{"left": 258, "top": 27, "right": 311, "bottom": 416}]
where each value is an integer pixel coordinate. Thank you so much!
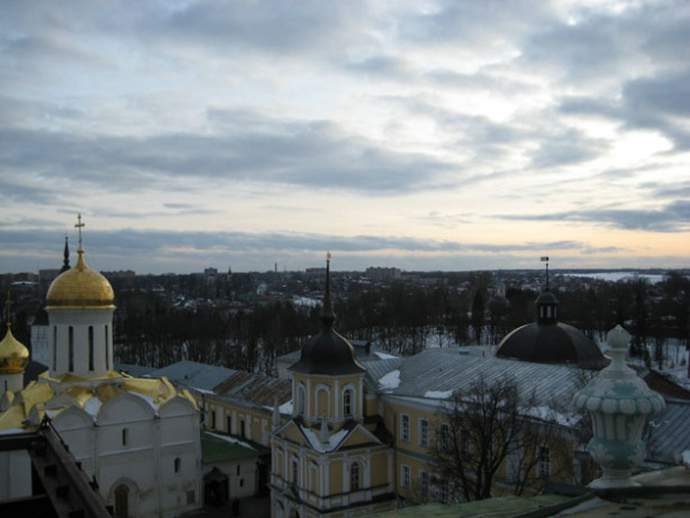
[
  {"left": 316, "top": 386, "right": 329, "bottom": 417},
  {"left": 297, "top": 384, "right": 306, "bottom": 416},
  {"left": 350, "top": 462, "right": 360, "bottom": 491},
  {"left": 291, "top": 458, "right": 299, "bottom": 484},
  {"left": 114, "top": 484, "right": 129, "bottom": 518},
  {"left": 68, "top": 326, "right": 74, "bottom": 372},
  {"left": 122, "top": 428, "right": 128, "bottom": 447},
  {"left": 105, "top": 325, "right": 110, "bottom": 370},
  {"left": 174, "top": 457, "right": 181, "bottom": 473},
  {"left": 52, "top": 326, "right": 57, "bottom": 371},
  {"left": 343, "top": 388, "right": 353, "bottom": 418},
  {"left": 88, "top": 326, "right": 94, "bottom": 371}
]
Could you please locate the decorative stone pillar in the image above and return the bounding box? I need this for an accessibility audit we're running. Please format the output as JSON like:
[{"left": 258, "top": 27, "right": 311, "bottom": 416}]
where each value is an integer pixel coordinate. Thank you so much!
[{"left": 573, "top": 325, "right": 665, "bottom": 488}]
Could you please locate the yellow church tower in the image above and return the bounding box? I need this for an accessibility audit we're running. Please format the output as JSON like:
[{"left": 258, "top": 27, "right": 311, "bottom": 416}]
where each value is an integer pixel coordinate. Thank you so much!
[{"left": 270, "top": 255, "right": 395, "bottom": 518}]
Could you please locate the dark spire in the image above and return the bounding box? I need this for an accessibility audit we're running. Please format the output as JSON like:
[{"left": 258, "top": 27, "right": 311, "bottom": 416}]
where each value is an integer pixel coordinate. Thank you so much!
[
  {"left": 537, "top": 256, "right": 558, "bottom": 324},
  {"left": 61, "top": 235, "right": 70, "bottom": 273},
  {"left": 320, "top": 252, "right": 335, "bottom": 329},
  {"left": 541, "top": 255, "right": 550, "bottom": 291}
]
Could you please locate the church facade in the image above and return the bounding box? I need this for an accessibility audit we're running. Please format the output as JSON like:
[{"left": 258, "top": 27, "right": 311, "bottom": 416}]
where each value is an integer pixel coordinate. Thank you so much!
[{"left": 0, "top": 226, "right": 202, "bottom": 518}]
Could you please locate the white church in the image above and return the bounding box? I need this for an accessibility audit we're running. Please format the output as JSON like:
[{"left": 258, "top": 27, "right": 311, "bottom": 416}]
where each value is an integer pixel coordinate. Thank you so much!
[{"left": 0, "top": 222, "right": 202, "bottom": 518}]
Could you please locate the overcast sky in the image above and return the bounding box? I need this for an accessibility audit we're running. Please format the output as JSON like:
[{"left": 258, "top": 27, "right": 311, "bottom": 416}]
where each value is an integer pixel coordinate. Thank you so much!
[{"left": 1, "top": 0, "right": 689, "bottom": 273}]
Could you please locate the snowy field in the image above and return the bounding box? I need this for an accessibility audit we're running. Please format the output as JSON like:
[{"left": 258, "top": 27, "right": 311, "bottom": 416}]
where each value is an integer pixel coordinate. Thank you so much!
[{"left": 564, "top": 272, "right": 667, "bottom": 283}]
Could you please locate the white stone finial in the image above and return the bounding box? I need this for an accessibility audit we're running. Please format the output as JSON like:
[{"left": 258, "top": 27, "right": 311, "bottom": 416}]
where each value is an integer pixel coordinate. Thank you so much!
[
  {"left": 608, "top": 325, "right": 630, "bottom": 352},
  {"left": 319, "top": 417, "right": 329, "bottom": 444}
]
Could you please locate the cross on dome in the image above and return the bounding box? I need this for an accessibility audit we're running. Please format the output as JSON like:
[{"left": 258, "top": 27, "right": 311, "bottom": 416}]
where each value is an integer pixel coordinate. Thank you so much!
[{"left": 75, "top": 213, "right": 85, "bottom": 252}]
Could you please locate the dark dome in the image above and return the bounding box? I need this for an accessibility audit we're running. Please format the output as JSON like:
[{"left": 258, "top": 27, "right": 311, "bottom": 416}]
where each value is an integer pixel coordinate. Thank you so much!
[
  {"left": 289, "top": 328, "right": 365, "bottom": 375},
  {"left": 536, "top": 291, "right": 558, "bottom": 305},
  {"left": 496, "top": 289, "right": 606, "bottom": 369},
  {"left": 496, "top": 322, "right": 606, "bottom": 368}
]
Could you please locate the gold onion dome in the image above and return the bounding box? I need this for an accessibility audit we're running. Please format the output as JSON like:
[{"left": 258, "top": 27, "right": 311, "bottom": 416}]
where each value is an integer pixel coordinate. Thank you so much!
[
  {"left": 46, "top": 250, "right": 114, "bottom": 309},
  {"left": 0, "top": 324, "right": 29, "bottom": 374}
]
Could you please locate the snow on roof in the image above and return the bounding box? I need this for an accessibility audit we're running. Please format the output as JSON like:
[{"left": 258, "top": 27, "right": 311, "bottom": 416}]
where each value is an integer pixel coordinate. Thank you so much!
[
  {"left": 148, "top": 360, "right": 237, "bottom": 392},
  {"left": 83, "top": 397, "right": 102, "bottom": 417},
  {"left": 375, "top": 351, "right": 398, "bottom": 360},
  {"left": 424, "top": 390, "right": 454, "bottom": 399},
  {"left": 279, "top": 400, "right": 293, "bottom": 415},
  {"left": 301, "top": 424, "right": 350, "bottom": 453},
  {"left": 207, "top": 431, "right": 255, "bottom": 451},
  {"left": 378, "top": 369, "right": 401, "bottom": 391}
]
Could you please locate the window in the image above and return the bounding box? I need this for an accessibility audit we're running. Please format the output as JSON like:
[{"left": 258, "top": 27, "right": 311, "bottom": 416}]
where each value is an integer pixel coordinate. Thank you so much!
[
  {"left": 297, "top": 384, "right": 306, "bottom": 416},
  {"left": 52, "top": 326, "right": 57, "bottom": 371},
  {"left": 439, "top": 423, "right": 449, "bottom": 451},
  {"left": 105, "top": 325, "right": 110, "bottom": 370},
  {"left": 186, "top": 490, "right": 195, "bottom": 505},
  {"left": 239, "top": 478, "right": 244, "bottom": 487},
  {"left": 236, "top": 465, "right": 240, "bottom": 476},
  {"left": 420, "top": 471, "right": 429, "bottom": 498},
  {"left": 122, "top": 428, "right": 128, "bottom": 447},
  {"left": 291, "top": 458, "right": 299, "bottom": 484},
  {"left": 240, "top": 419, "right": 246, "bottom": 438},
  {"left": 538, "top": 446, "right": 551, "bottom": 479},
  {"left": 400, "top": 414, "right": 410, "bottom": 442},
  {"left": 343, "top": 388, "right": 353, "bottom": 418},
  {"left": 419, "top": 419, "right": 429, "bottom": 447},
  {"left": 226, "top": 415, "right": 232, "bottom": 433},
  {"left": 68, "top": 326, "right": 74, "bottom": 372},
  {"left": 210, "top": 410, "right": 216, "bottom": 429},
  {"left": 350, "top": 462, "right": 360, "bottom": 491},
  {"left": 88, "top": 326, "right": 94, "bottom": 371},
  {"left": 174, "top": 458, "right": 181, "bottom": 473},
  {"left": 401, "top": 464, "right": 411, "bottom": 489}
]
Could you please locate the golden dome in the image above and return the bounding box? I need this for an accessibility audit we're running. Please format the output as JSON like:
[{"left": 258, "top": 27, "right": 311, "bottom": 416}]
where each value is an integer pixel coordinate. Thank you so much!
[
  {"left": 46, "top": 250, "right": 115, "bottom": 309},
  {"left": 0, "top": 325, "right": 29, "bottom": 374}
]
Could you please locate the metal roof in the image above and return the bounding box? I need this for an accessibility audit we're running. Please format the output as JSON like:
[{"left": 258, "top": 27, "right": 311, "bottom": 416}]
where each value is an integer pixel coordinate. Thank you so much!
[
  {"left": 214, "top": 371, "right": 292, "bottom": 407},
  {"left": 148, "top": 360, "right": 237, "bottom": 391},
  {"left": 647, "top": 400, "right": 690, "bottom": 464},
  {"left": 366, "top": 348, "right": 590, "bottom": 407}
]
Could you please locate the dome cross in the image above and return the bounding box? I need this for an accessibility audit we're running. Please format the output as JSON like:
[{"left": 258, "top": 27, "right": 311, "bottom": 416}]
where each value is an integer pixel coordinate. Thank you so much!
[{"left": 75, "top": 213, "right": 85, "bottom": 251}]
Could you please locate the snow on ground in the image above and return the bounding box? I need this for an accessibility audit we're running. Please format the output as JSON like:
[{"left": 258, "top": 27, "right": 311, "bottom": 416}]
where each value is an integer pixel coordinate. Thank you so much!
[
  {"left": 374, "top": 351, "right": 398, "bottom": 360},
  {"left": 425, "top": 390, "right": 454, "bottom": 399},
  {"left": 207, "top": 431, "right": 255, "bottom": 450},
  {"left": 378, "top": 370, "right": 401, "bottom": 391},
  {"left": 682, "top": 450, "right": 690, "bottom": 468},
  {"left": 565, "top": 272, "right": 666, "bottom": 283},
  {"left": 292, "top": 296, "right": 320, "bottom": 308},
  {"left": 279, "top": 400, "right": 294, "bottom": 415}
]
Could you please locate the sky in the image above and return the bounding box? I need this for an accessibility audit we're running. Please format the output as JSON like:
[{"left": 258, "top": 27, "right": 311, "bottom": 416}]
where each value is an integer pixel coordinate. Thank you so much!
[{"left": 1, "top": 0, "right": 689, "bottom": 273}]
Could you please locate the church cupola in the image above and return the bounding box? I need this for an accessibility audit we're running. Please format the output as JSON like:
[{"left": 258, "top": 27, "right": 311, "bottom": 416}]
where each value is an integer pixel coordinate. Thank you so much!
[
  {"left": 288, "top": 254, "right": 365, "bottom": 426},
  {"left": 46, "top": 215, "right": 115, "bottom": 377},
  {"left": 0, "top": 290, "right": 29, "bottom": 395}
]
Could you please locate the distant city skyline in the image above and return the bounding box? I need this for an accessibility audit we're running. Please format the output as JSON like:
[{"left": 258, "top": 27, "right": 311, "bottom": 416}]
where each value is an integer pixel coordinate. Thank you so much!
[{"left": 1, "top": 1, "right": 689, "bottom": 273}]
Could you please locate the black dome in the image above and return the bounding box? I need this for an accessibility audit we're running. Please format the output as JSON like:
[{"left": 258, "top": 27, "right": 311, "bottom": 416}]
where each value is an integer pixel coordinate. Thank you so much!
[
  {"left": 290, "top": 328, "right": 365, "bottom": 375},
  {"left": 496, "top": 289, "right": 606, "bottom": 369},
  {"left": 496, "top": 321, "right": 606, "bottom": 369}
]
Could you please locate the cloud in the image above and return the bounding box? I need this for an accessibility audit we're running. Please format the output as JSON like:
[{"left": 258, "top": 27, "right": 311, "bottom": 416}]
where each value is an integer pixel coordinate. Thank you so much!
[
  {"left": 0, "top": 109, "right": 455, "bottom": 196},
  {"left": 497, "top": 200, "right": 690, "bottom": 232}
]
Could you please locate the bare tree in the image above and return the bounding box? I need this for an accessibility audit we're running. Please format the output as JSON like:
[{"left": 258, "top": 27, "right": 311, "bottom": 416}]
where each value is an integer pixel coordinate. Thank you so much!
[{"left": 432, "top": 376, "right": 577, "bottom": 502}]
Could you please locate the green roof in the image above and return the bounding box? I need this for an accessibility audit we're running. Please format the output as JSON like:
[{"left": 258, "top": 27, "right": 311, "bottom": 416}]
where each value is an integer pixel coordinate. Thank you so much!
[
  {"left": 371, "top": 495, "right": 571, "bottom": 518},
  {"left": 201, "top": 432, "right": 259, "bottom": 464}
]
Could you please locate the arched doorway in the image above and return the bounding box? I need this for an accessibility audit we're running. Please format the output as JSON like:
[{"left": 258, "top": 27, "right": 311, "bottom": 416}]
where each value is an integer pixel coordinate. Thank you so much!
[{"left": 114, "top": 484, "right": 129, "bottom": 518}]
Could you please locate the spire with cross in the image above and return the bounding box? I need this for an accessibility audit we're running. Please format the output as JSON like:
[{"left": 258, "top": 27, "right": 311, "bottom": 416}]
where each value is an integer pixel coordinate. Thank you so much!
[
  {"left": 540, "top": 256, "right": 550, "bottom": 291},
  {"left": 75, "top": 213, "right": 85, "bottom": 252},
  {"left": 321, "top": 252, "right": 335, "bottom": 328},
  {"left": 4, "top": 289, "right": 13, "bottom": 329}
]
